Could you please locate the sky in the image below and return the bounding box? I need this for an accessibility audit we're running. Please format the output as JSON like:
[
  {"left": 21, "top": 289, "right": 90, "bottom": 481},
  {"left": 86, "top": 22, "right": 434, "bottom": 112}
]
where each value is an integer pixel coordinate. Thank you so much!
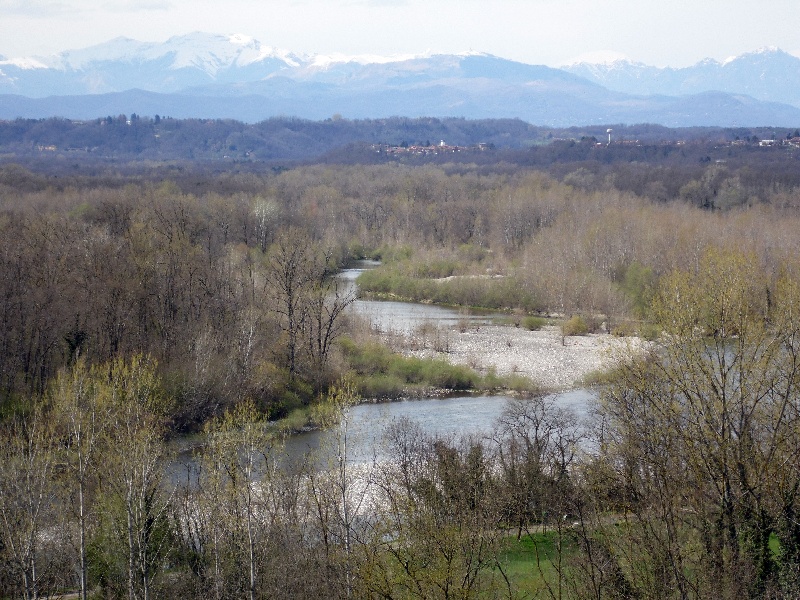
[{"left": 2, "top": 0, "right": 799, "bottom": 67}]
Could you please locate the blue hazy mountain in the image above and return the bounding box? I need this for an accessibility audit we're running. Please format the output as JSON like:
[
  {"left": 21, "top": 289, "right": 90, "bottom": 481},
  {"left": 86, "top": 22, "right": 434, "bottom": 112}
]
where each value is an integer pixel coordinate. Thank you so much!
[
  {"left": 1, "top": 33, "right": 799, "bottom": 126},
  {"left": 562, "top": 47, "right": 800, "bottom": 109}
]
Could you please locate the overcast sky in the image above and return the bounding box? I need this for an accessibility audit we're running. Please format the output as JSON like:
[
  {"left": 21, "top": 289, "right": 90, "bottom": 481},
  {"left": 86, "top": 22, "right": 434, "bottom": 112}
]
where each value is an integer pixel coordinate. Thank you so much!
[{"left": 2, "top": 0, "right": 799, "bottom": 66}]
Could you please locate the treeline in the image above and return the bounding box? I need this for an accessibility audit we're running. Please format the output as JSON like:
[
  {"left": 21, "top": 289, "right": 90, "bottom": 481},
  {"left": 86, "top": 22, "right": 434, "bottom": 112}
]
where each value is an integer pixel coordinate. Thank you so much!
[
  {"left": 0, "top": 116, "right": 541, "bottom": 162},
  {"left": 1, "top": 114, "right": 798, "bottom": 163}
]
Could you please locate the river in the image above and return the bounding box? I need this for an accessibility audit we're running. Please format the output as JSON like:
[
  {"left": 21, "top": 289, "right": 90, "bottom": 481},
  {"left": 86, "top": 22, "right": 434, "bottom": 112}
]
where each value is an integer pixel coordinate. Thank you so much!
[
  {"left": 172, "top": 263, "right": 597, "bottom": 474},
  {"left": 278, "top": 262, "right": 598, "bottom": 464},
  {"left": 283, "top": 389, "right": 596, "bottom": 466},
  {"left": 336, "top": 261, "right": 495, "bottom": 335}
]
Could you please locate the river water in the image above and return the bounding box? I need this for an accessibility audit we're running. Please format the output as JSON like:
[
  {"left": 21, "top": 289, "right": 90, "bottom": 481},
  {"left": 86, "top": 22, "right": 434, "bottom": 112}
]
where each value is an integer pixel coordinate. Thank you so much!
[
  {"left": 336, "top": 261, "right": 495, "bottom": 335},
  {"left": 172, "top": 263, "right": 597, "bottom": 474},
  {"left": 284, "top": 389, "right": 596, "bottom": 466},
  {"left": 278, "top": 262, "right": 598, "bottom": 464}
]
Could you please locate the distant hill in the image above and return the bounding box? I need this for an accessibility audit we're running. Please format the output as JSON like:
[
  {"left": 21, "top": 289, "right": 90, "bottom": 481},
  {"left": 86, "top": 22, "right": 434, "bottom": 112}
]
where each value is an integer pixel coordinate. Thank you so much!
[
  {"left": 1, "top": 115, "right": 796, "bottom": 166},
  {"left": 1, "top": 34, "right": 800, "bottom": 126}
]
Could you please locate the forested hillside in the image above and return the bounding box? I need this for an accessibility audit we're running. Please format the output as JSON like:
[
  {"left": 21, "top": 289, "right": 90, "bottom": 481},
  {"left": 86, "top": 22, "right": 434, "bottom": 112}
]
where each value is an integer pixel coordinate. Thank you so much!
[
  {"left": 4, "top": 133, "right": 800, "bottom": 597},
  {"left": 2, "top": 115, "right": 797, "bottom": 163}
]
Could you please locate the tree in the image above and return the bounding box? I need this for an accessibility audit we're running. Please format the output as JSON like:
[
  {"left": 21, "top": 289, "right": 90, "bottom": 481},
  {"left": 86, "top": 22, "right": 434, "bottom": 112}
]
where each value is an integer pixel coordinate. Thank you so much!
[
  {"left": 493, "top": 394, "right": 582, "bottom": 541},
  {"left": 0, "top": 407, "right": 59, "bottom": 600},
  {"left": 304, "top": 377, "right": 365, "bottom": 598},
  {"left": 265, "top": 228, "right": 354, "bottom": 394},
  {"left": 194, "top": 399, "right": 279, "bottom": 600},
  {"left": 50, "top": 359, "right": 109, "bottom": 600},
  {"left": 265, "top": 228, "right": 319, "bottom": 384},
  {"left": 96, "top": 355, "right": 173, "bottom": 600},
  {"left": 304, "top": 262, "right": 356, "bottom": 395},
  {"left": 599, "top": 247, "right": 800, "bottom": 597},
  {"left": 362, "top": 417, "right": 511, "bottom": 599}
]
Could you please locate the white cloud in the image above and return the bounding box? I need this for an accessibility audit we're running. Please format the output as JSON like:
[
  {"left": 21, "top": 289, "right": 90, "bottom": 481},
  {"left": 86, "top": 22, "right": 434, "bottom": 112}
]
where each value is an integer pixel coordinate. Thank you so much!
[
  {"left": 105, "top": 0, "right": 172, "bottom": 12},
  {"left": 0, "top": 0, "right": 798, "bottom": 67},
  {"left": 0, "top": 0, "right": 72, "bottom": 16}
]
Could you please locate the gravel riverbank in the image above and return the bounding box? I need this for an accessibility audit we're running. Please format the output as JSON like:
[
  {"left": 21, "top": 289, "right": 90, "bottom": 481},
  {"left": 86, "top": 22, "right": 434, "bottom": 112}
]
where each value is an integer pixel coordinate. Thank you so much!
[{"left": 385, "top": 324, "right": 647, "bottom": 391}]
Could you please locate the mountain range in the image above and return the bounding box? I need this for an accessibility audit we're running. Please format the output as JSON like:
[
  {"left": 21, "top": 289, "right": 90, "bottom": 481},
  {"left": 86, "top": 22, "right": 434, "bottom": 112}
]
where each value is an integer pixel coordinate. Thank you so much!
[
  {"left": 1, "top": 33, "right": 799, "bottom": 127},
  {"left": 563, "top": 47, "right": 800, "bottom": 109}
]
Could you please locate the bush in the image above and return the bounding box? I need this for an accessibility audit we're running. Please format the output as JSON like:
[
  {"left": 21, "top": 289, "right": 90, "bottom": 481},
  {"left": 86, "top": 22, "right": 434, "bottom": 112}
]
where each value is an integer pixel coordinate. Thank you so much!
[
  {"left": 502, "top": 374, "right": 538, "bottom": 394},
  {"left": 355, "top": 256, "right": 541, "bottom": 312},
  {"left": 522, "top": 316, "right": 546, "bottom": 331},
  {"left": 357, "top": 373, "right": 406, "bottom": 399},
  {"left": 637, "top": 322, "right": 661, "bottom": 341},
  {"left": 422, "top": 361, "right": 476, "bottom": 390},
  {"left": 561, "top": 315, "right": 589, "bottom": 337},
  {"left": 611, "top": 320, "right": 638, "bottom": 337},
  {"left": 279, "top": 407, "right": 313, "bottom": 433}
]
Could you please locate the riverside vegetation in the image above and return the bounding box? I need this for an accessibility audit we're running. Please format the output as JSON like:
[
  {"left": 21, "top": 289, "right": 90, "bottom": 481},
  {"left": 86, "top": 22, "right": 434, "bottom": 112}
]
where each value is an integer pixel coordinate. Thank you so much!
[{"left": 4, "top": 128, "right": 800, "bottom": 597}]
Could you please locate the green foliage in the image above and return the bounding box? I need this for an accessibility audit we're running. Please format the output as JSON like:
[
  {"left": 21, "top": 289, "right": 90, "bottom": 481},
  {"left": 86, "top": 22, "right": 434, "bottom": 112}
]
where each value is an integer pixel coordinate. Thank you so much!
[
  {"left": 637, "top": 322, "right": 661, "bottom": 341},
  {"left": 371, "top": 244, "right": 414, "bottom": 263},
  {"left": 522, "top": 315, "right": 546, "bottom": 331},
  {"left": 610, "top": 320, "right": 638, "bottom": 337},
  {"left": 561, "top": 315, "right": 589, "bottom": 337},
  {"left": 272, "top": 383, "right": 311, "bottom": 419},
  {"left": 341, "top": 337, "right": 479, "bottom": 396},
  {"left": 358, "top": 265, "right": 541, "bottom": 312},
  {"left": 617, "top": 261, "right": 657, "bottom": 318},
  {"left": 338, "top": 336, "right": 538, "bottom": 397},
  {"left": 278, "top": 406, "right": 314, "bottom": 432},
  {"left": 499, "top": 532, "right": 575, "bottom": 593},
  {"left": 315, "top": 375, "right": 361, "bottom": 428},
  {"left": 500, "top": 373, "right": 539, "bottom": 394},
  {"left": 357, "top": 372, "right": 408, "bottom": 399}
]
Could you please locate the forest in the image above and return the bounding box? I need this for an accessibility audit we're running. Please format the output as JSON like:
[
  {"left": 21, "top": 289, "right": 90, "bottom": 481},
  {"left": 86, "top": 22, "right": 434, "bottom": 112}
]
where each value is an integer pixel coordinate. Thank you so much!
[
  {"left": 2, "top": 114, "right": 798, "bottom": 163},
  {"left": 3, "top": 118, "right": 800, "bottom": 598}
]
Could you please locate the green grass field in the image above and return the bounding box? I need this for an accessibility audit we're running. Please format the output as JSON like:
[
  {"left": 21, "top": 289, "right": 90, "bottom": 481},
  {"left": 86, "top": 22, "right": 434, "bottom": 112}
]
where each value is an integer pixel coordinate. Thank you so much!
[{"left": 499, "top": 531, "right": 575, "bottom": 597}]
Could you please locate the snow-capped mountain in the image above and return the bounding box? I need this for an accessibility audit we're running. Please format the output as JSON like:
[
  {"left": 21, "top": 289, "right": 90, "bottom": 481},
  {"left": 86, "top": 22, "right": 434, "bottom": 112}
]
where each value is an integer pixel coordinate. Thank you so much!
[
  {"left": 0, "top": 33, "right": 307, "bottom": 96},
  {"left": 563, "top": 47, "right": 800, "bottom": 108},
  {"left": 1, "top": 34, "right": 799, "bottom": 127}
]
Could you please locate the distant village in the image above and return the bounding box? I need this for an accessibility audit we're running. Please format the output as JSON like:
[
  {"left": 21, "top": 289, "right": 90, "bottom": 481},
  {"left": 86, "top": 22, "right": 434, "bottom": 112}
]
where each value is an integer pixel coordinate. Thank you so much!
[{"left": 371, "top": 140, "right": 492, "bottom": 156}]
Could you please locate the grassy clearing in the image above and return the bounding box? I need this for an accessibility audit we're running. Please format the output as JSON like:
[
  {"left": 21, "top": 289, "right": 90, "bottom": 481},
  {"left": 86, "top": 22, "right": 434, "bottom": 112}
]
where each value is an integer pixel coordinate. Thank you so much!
[{"left": 499, "top": 531, "right": 575, "bottom": 596}]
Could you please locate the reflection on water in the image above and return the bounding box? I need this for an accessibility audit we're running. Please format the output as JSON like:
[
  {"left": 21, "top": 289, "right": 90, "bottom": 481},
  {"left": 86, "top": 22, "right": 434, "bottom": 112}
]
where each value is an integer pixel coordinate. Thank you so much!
[
  {"left": 171, "top": 390, "right": 597, "bottom": 482},
  {"left": 285, "top": 389, "right": 597, "bottom": 465}
]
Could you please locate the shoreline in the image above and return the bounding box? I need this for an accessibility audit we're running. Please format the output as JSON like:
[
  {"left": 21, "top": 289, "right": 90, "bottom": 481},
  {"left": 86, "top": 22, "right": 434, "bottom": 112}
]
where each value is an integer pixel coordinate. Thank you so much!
[{"left": 382, "top": 323, "right": 646, "bottom": 392}]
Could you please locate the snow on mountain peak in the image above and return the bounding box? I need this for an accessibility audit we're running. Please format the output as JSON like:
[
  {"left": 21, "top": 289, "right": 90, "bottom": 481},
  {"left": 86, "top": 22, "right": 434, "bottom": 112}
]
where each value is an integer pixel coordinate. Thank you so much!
[
  {"left": 309, "top": 51, "right": 424, "bottom": 69},
  {"left": 0, "top": 56, "right": 49, "bottom": 70},
  {"left": 0, "top": 33, "right": 304, "bottom": 76},
  {"left": 723, "top": 46, "right": 784, "bottom": 65},
  {"left": 560, "top": 50, "right": 632, "bottom": 67},
  {"left": 228, "top": 33, "right": 254, "bottom": 46}
]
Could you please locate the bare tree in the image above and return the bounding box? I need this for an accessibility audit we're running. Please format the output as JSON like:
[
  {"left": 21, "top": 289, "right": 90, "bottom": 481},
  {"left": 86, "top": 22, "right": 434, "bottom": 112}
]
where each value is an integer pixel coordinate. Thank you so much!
[
  {"left": 0, "top": 408, "right": 57, "bottom": 600},
  {"left": 50, "top": 359, "right": 109, "bottom": 600}
]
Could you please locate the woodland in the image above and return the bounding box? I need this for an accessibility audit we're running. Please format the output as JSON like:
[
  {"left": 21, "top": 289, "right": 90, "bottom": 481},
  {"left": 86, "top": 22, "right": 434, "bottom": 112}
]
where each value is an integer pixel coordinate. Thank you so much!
[{"left": 3, "top": 118, "right": 800, "bottom": 598}]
